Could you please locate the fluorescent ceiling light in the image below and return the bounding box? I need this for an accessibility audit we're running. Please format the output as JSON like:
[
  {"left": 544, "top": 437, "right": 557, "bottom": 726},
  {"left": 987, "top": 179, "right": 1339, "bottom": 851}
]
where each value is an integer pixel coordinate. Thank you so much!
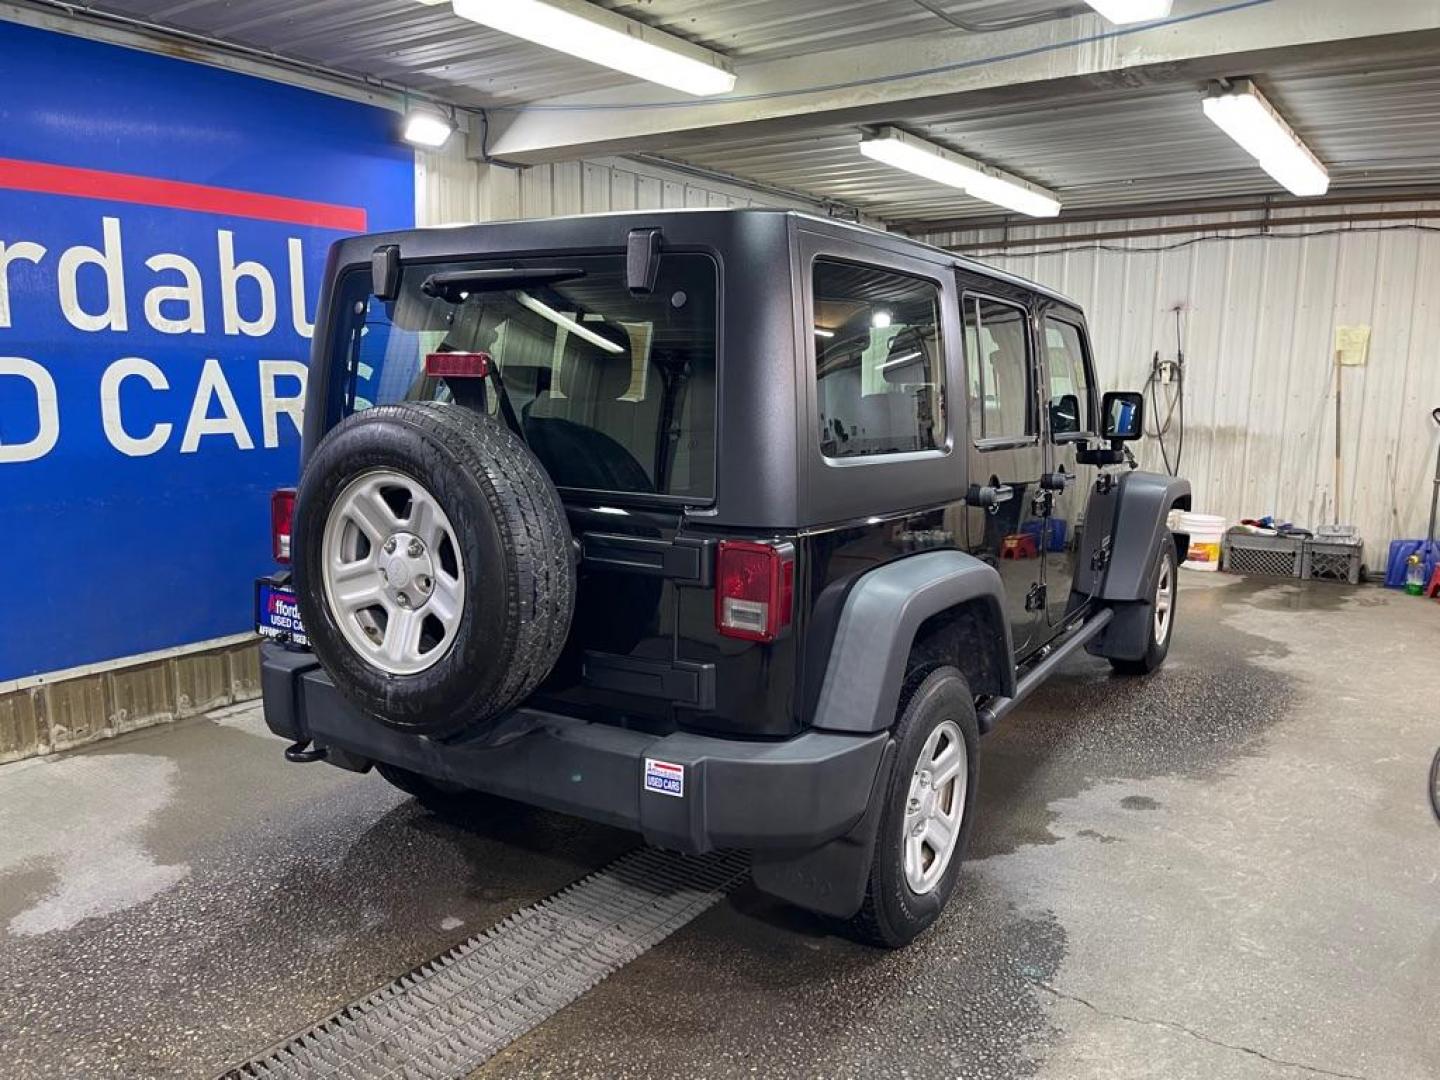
[
  {"left": 402, "top": 109, "right": 454, "bottom": 148},
  {"left": 1202, "top": 79, "right": 1330, "bottom": 197},
  {"left": 514, "top": 292, "right": 625, "bottom": 354},
  {"left": 859, "top": 127, "right": 1061, "bottom": 218},
  {"left": 1083, "top": 0, "right": 1172, "bottom": 24},
  {"left": 450, "top": 0, "right": 736, "bottom": 97},
  {"left": 878, "top": 351, "right": 922, "bottom": 372}
]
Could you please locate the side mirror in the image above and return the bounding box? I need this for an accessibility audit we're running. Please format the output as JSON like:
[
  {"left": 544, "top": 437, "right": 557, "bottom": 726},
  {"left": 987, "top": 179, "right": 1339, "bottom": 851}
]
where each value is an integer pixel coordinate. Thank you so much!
[{"left": 1101, "top": 391, "right": 1145, "bottom": 442}]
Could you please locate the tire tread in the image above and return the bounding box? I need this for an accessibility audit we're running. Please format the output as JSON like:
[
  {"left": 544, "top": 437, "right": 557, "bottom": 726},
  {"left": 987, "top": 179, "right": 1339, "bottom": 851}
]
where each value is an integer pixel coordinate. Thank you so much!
[{"left": 295, "top": 402, "right": 575, "bottom": 740}]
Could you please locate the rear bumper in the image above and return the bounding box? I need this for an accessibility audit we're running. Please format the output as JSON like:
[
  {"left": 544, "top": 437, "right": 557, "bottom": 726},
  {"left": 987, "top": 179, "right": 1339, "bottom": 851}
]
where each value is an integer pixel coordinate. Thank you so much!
[{"left": 260, "top": 643, "right": 889, "bottom": 855}]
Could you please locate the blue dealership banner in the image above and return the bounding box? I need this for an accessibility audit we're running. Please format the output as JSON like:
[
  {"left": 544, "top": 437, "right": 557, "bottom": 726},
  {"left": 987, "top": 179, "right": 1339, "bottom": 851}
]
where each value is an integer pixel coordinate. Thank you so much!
[{"left": 0, "top": 20, "right": 414, "bottom": 680}]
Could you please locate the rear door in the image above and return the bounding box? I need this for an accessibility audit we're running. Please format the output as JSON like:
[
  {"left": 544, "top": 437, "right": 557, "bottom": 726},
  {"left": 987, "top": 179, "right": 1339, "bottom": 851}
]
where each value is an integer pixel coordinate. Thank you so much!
[
  {"left": 958, "top": 277, "right": 1045, "bottom": 658},
  {"left": 327, "top": 250, "right": 720, "bottom": 712}
]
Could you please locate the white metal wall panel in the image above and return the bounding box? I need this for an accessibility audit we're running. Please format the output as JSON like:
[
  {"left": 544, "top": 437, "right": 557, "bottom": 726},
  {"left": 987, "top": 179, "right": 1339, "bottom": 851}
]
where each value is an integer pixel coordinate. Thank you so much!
[
  {"left": 416, "top": 141, "right": 797, "bottom": 227},
  {"left": 926, "top": 206, "right": 1440, "bottom": 565}
]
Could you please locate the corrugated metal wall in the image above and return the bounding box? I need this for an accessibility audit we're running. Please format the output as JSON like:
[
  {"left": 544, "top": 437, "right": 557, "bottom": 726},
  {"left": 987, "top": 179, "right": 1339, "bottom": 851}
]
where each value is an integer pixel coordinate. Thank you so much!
[
  {"left": 416, "top": 140, "right": 805, "bottom": 227},
  {"left": 924, "top": 205, "right": 1440, "bottom": 566}
]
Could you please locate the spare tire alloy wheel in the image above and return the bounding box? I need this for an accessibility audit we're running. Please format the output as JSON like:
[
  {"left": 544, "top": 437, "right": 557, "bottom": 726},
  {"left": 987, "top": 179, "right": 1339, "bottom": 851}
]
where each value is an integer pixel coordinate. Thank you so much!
[
  {"left": 294, "top": 402, "right": 575, "bottom": 741},
  {"left": 321, "top": 469, "right": 465, "bottom": 676}
]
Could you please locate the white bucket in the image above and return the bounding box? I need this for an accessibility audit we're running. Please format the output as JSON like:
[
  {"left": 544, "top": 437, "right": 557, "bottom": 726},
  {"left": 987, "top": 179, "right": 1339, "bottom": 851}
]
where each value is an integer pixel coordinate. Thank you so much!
[{"left": 1175, "top": 512, "right": 1226, "bottom": 572}]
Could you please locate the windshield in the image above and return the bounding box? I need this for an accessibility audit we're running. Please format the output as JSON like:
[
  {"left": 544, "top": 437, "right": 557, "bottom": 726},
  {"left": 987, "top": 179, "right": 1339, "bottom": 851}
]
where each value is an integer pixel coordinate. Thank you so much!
[{"left": 331, "top": 252, "right": 718, "bottom": 500}]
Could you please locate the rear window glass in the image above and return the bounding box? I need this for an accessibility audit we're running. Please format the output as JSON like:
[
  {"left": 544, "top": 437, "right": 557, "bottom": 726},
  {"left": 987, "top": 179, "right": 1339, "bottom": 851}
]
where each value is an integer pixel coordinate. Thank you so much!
[
  {"left": 962, "top": 295, "right": 1033, "bottom": 441},
  {"left": 813, "top": 259, "right": 946, "bottom": 459},
  {"left": 330, "top": 253, "right": 718, "bottom": 500}
]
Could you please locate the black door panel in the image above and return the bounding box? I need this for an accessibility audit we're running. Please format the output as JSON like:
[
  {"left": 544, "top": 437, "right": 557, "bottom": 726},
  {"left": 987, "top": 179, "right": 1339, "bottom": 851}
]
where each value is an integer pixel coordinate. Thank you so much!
[{"left": 958, "top": 282, "right": 1044, "bottom": 658}]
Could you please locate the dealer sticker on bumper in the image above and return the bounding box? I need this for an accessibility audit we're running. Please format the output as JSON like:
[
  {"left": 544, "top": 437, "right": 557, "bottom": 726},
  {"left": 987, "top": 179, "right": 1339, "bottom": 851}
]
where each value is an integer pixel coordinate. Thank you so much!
[
  {"left": 256, "top": 581, "right": 308, "bottom": 647},
  {"left": 643, "top": 758, "right": 685, "bottom": 798}
]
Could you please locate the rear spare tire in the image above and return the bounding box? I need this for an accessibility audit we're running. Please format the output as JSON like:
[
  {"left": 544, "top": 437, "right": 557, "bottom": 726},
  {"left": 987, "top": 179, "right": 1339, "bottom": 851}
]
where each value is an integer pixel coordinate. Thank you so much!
[{"left": 293, "top": 402, "right": 574, "bottom": 741}]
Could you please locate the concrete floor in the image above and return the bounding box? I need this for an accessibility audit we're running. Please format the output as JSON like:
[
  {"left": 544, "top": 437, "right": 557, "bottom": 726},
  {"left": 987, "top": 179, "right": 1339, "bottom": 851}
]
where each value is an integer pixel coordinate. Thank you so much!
[{"left": 1, "top": 574, "right": 1437, "bottom": 1079}]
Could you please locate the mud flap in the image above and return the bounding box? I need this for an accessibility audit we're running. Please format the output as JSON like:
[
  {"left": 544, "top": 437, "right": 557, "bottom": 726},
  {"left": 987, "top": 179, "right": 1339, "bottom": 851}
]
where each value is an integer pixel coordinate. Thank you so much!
[
  {"left": 1085, "top": 598, "right": 1153, "bottom": 662},
  {"left": 750, "top": 740, "right": 896, "bottom": 919},
  {"left": 1086, "top": 529, "right": 1169, "bottom": 662}
]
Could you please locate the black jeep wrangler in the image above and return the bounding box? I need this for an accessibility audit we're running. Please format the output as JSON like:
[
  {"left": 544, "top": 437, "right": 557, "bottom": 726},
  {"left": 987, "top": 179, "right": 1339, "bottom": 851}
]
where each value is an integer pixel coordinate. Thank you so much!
[{"left": 257, "top": 209, "right": 1190, "bottom": 948}]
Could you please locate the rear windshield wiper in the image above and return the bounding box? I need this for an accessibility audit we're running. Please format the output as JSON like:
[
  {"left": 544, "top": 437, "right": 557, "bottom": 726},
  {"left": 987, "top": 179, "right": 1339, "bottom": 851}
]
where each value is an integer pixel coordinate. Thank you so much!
[{"left": 420, "top": 267, "right": 586, "bottom": 303}]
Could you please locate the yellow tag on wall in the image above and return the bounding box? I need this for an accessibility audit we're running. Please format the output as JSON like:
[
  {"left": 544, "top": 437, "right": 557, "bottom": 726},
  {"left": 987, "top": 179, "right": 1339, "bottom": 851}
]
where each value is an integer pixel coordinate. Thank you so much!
[{"left": 1334, "top": 325, "right": 1371, "bottom": 366}]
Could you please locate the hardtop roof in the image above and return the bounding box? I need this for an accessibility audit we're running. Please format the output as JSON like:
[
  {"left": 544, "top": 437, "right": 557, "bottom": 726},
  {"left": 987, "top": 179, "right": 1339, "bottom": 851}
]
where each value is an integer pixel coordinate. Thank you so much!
[{"left": 369, "top": 206, "right": 1080, "bottom": 309}]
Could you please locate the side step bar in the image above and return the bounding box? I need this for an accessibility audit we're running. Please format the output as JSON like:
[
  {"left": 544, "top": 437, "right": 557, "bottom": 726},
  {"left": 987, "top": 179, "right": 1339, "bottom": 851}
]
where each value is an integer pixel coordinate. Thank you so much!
[{"left": 978, "top": 607, "right": 1114, "bottom": 732}]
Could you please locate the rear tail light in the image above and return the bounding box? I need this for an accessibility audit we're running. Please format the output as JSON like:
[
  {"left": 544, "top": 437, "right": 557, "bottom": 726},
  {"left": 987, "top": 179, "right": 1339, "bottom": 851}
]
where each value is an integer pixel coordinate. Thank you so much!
[
  {"left": 716, "top": 541, "right": 794, "bottom": 643},
  {"left": 425, "top": 351, "right": 490, "bottom": 378},
  {"left": 271, "top": 488, "right": 296, "bottom": 564}
]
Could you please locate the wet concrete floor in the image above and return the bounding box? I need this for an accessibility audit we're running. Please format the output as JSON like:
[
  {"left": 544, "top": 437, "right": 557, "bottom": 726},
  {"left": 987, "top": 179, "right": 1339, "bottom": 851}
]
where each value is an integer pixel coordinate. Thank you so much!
[{"left": 1, "top": 574, "right": 1437, "bottom": 1079}]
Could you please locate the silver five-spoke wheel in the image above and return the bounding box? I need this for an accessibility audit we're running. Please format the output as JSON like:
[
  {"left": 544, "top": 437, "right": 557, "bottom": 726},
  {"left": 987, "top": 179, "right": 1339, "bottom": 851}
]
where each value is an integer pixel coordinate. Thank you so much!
[
  {"left": 1154, "top": 548, "right": 1175, "bottom": 648},
  {"left": 321, "top": 468, "right": 465, "bottom": 676},
  {"left": 902, "top": 719, "right": 967, "bottom": 895}
]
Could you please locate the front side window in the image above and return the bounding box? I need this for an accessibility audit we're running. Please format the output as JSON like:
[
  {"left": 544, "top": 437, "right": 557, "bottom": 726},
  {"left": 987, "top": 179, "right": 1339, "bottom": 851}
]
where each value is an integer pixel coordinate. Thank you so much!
[
  {"left": 813, "top": 259, "right": 946, "bottom": 459},
  {"left": 1043, "top": 318, "right": 1093, "bottom": 438},
  {"left": 962, "top": 295, "right": 1034, "bottom": 443},
  {"left": 331, "top": 253, "right": 717, "bottom": 499}
]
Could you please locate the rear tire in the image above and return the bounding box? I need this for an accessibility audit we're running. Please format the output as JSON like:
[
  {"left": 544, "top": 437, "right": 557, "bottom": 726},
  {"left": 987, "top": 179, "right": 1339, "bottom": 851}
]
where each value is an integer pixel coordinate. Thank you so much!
[
  {"left": 1110, "top": 533, "right": 1178, "bottom": 676},
  {"left": 845, "top": 667, "right": 979, "bottom": 949}
]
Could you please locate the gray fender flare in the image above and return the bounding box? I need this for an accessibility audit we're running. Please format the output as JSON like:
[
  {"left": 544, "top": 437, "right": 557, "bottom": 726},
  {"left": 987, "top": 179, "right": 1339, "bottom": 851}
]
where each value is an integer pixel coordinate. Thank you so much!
[
  {"left": 812, "top": 550, "right": 1015, "bottom": 735},
  {"left": 1087, "top": 470, "right": 1190, "bottom": 662},
  {"left": 1096, "top": 471, "right": 1192, "bottom": 601}
]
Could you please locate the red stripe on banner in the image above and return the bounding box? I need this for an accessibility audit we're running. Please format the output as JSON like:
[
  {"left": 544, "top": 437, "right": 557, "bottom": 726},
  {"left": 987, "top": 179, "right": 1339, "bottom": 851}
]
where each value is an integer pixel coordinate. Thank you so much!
[{"left": 0, "top": 157, "right": 367, "bottom": 231}]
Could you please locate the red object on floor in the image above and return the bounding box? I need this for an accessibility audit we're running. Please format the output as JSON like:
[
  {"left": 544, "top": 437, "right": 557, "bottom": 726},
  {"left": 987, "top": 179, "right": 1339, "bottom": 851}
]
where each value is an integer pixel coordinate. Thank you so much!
[
  {"left": 1426, "top": 567, "right": 1440, "bottom": 599},
  {"left": 1001, "top": 533, "right": 1039, "bottom": 560}
]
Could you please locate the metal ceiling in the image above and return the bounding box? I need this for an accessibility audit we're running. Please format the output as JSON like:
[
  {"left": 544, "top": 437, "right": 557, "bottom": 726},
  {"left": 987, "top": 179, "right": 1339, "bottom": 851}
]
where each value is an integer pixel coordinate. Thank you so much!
[
  {"left": 654, "top": 54, "right": 1440, "bottom": 225},
  {"left": 62, "top": 0, "right": 1078, "bottom": 107},
  {"left": 18, "top": 0, "right": 1440, "bottom": 225}
]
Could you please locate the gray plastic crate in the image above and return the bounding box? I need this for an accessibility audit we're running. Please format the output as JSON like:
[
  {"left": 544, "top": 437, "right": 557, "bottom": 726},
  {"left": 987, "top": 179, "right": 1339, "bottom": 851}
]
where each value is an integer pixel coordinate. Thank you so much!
[
  {"left": 1222, "top": 532, "right": 1303, "bottom": 578},
  {"left": 1302, "top": 538, "right": 1363, "bottom": 584}
]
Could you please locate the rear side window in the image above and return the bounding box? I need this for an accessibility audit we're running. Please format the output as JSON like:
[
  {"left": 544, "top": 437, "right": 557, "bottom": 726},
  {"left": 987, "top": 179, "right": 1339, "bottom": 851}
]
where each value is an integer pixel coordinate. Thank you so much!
[
  {"left": 962, "top": 295, "right": 1034, "bottom": 442},
  {"left": 813, "top": 259, "right": 946, "bottom": 459},
  {"left": 329, "top": 253, "right": 717, "bottom": 500},
  {"left": 1042, "top": 318, "right": 1093, "bottom": 438}
]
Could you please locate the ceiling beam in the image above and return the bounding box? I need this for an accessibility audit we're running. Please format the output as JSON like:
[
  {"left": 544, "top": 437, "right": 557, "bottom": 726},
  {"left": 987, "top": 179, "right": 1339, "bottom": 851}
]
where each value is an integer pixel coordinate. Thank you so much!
[{"left": 485, "top": 0, "right": 1440, "bottom": 164}]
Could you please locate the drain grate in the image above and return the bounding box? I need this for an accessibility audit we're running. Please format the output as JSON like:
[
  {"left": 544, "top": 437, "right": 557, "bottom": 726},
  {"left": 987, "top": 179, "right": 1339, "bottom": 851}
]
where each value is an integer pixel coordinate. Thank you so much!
[{"left": 219, "top": 847, "right": 748, "bottom": 1080}]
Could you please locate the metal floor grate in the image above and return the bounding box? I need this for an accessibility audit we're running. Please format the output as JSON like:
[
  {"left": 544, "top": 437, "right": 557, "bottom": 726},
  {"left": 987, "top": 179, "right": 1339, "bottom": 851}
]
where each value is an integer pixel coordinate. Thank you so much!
[{"left": 218, "top": 848, "right": 748, "bottom": 1080}]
